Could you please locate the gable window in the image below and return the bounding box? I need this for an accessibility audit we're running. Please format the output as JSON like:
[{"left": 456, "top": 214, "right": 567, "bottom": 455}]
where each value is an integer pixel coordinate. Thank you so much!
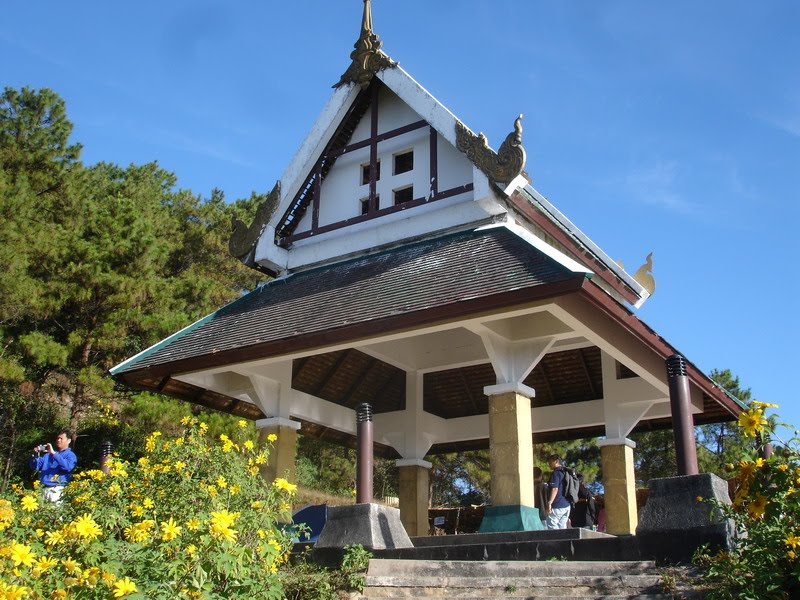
[
  {"left": 361, "top": 161, "right": 380, "bottom": 185},
  {"left": 360, "top": 195, "right": 379, "bottom": 215},
  {"left": 393, "top": 150, "right": 413, "bottom": 175},
  {"left": 393, "top": 186, "right": 413, "bottom": 206}
]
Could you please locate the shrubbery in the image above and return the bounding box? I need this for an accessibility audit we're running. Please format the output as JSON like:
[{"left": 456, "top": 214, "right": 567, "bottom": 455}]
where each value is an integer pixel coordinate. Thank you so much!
[
  {"left": 696, "top": 401, "right": 800, "bottom": 599},
  {"left": 0, "top": 418, "right": 294, "bottom": 599}
]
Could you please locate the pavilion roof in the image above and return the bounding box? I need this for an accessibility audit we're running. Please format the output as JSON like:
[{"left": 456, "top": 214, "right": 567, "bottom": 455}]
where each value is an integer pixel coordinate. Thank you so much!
[{"left": 112, "top": 225, "right": 588, "bottom": 379}]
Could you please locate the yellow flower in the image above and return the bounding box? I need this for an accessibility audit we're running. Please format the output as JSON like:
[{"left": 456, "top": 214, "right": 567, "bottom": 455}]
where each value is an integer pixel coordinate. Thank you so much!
[
  {"left": 244, "top": 440, "right": 254, "bottom": 450},
  {"left": 199, "top": 422, "right": 208, "bottom": 433},
  {"left": 10, "top": 543, "right": 35, "bottom": 567},
  {"left": 129, "top": 503, "right": 144, "bottom": 517},
  {"left": 249, "top": 466, "right": 259, "bottom": 477},
  {"left": 217, "top": 476, "right": 227, "bottom": 488},
  {"left": 752, "top": 400, "right": 778, "bottom": 409},
  {"left": 273, "top": 478, "right": 298, "bottom": 493},
  {"left": 61, "top": 557, "right": 81, "bottom": 575},
  {"left": 230, "top": 484, "right": 240, "bottom": 495},
  {"left": 45, "top": 529, "right": 65, "bottom": 546},
  {"left": 175, "top": 437, "right": 184, "bottom": 445},
  {"left": 790, "top": 550, "right": 797, "bottom": 560},
  {"left": 738, "top": 460, "right": 757, "bottom": 481},
  {"left": 33, "top": 555, "right": 59, "bottom": 575},
  {"left": 143, "top": 498, "right": 155, "bottom": 509},
  {"left": 185, "top": 543, "right": 197, "bottom": 556},
  {"left": 785, "top": 534, "right": 800, "bottom": 549},
  {"left": 82, "top": 566, "right": 101, "bottom": 586},
  {"left": 695, "top": 496, "right": 703, "bottom": 502},
  {"left": 255, "top": 454, "right": 267, "bottom": 465},
  {"left": 174, "top": 461, "right": 186, "bottom": 471},
  {"left": 237, "top": 419, "right": 247, "bottom": 428},
  {"left": 0, "top": 499, "right": 15, "bottom": 522},
  {"left": 20, "top": 495, "right": 38, "bottom": 512},
  {"left": 738, "top": 408, "right": 768, "bottom": 437},
  {"left": 52, "top": 589, "right": 68, "bottom": 599},
  {"left": 267, "top": 433, "right": 277, "bottom": 443},
  {"left": 72, "top": 513, "right": 102, "bottom": 541},
  {"left": 186, "top": 517, "right": 200, "bottom": 530},
  {"left": 124, "top": 520, "right": 155, "bottom": 543},
  {"left": 0, "top": 584, "right": 30, "bottom": 600},
  {"left": 181, "top": 416, "right": 192, "bottom": 426},
  {"left": 209, "top": 509, "right": 239, "bottom": 543},
  {"left": 779, "top": 464, "right": 789, "bottom": 471},
  {"left": 754, "top": 457, "right": 766, "bottom": 468},
  {"left": 113, "top": 577, "right": 137, "bottom": 597},
  {"left": 160, "top": 517, "right": 182, "bottom": 542},
  {"left": 748, "top": 494, "right": 768, "bottom": 519},
  {"left": 207, "top": 485, "right": 218, "bottom": 498}
]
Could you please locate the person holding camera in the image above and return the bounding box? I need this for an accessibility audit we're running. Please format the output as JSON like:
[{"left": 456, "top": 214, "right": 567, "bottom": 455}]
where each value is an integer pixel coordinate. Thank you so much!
[{"left": 29, "top": 429, "right": 77, "bottom": 502}]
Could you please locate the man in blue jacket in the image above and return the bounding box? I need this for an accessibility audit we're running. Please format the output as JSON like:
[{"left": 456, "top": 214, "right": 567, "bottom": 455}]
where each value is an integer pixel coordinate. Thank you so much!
[
  {"left": 29, "top": 429, "right": 77, "bottom": 502},
  {"left": 545, "top": 454, "right": 571, "bottom": 529}
]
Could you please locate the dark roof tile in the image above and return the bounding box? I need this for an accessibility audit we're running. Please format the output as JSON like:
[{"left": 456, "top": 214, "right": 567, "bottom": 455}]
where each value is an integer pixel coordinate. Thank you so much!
[{"left": 115, "top": 226, "right": 585, "bottom": 375}]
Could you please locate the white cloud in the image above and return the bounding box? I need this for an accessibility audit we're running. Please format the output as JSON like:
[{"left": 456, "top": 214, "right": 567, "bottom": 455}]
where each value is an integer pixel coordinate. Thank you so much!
[{"left": 618, "top": 160, "right": 696, "bottom": 215}]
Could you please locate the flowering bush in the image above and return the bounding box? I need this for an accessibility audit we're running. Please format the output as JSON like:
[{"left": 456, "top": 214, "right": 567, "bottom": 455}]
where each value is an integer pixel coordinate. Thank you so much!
[
  {"left": 696, "top": 401, "right": 800, "bottom": 599},
  {"left": 0, "top": 418, "right": 294, "bottom": 599}
]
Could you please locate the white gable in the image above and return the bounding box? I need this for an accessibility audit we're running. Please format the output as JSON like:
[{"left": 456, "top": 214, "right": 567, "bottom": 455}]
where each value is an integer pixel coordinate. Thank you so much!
[{"left": 253, "top": 64, "right": 507, "bottom": 277}]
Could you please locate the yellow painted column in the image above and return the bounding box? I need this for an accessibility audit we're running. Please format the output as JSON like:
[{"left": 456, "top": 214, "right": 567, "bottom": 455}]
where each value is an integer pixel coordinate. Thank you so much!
[
  {"left": 397, "top": 459, "right": 431, "bottom": 537},
  {"left": 487, "top": 387, "right": 534, "bottom": 508},
  {"left": 599, "top": 438, "right": 638, "bottom": 535},
  {"left": 256, "top": 418, "right": 300, "bottom": 484}
]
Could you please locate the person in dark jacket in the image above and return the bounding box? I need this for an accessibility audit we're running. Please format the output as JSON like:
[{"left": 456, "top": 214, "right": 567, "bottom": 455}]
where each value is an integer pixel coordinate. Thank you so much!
[
  {"left": 29, "top": 429, "right": 77, "bottom": 502},
  {"left": 533, "top": 467, "right": 549, "bottom": 526},
  {"left": 569, "top": 474, "right": 597, "bottom": 529}
]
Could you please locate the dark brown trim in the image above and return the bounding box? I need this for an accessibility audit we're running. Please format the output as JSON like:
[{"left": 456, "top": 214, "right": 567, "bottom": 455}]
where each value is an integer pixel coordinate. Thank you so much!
[
  {"left": 429, "top": 126, "right": 438, "bottom": 197},
  {"left": 117, "top": 277, "right": 586, "bottom": 383},
  {"left": 312, "top": 162, "right": 321, "bottom": 230},
  {"left": 368, "top": 83, "right": 379, "bottom": 214},
  {"left": 577, "top": 281, "right": 743, "bottom": 418},
  {"left": 282, "top": 183, "right": 474, "bottom": 244},
  {"left": 508, "top": 190, "right": 640, "bottom": 305},
  {"left": 339, "top": 119, "right": 428, "bottom": 155}
]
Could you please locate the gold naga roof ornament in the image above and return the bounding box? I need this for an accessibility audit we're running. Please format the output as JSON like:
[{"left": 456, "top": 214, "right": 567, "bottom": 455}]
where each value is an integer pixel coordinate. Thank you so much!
[
  {"left": 632, "top": 252, "right": 656, "bottom": 296},
  {"left": 335, "top": 0, "right": 398, "bottom": 89},
  {"left": 455, "top": 114, "right": 527, "bottom": 185},
  {"left": 229, "top": 181, "right": 281, "bottom": 262}
]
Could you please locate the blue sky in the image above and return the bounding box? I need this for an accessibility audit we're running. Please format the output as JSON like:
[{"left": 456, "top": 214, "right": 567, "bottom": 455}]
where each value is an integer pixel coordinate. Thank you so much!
[{"left": 3, "top": 1, "right": 798, "bottom": 438}]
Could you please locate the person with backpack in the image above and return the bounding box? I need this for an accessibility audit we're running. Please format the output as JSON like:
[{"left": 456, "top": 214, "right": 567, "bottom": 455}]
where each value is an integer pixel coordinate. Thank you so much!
[
  {"left": 569, "top": 474, "right": 598, "bottom": 529},
  {"left": 545, "top": 454, "right": 573, "bottom": 529}
]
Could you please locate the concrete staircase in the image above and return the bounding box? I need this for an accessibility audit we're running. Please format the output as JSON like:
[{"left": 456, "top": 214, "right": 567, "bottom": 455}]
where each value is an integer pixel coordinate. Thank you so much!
[{"left": 358, "top": 559, "right": 705, "bottom": 599}]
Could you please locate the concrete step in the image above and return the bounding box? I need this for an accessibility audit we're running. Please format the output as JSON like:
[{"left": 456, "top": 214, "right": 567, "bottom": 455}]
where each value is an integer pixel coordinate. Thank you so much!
[
  {"left": 360, "top": 588, "right": 688, "bottom": 600},
  {"left": 410, "top": 528, "right": 612, "bottom": 548},
  {"left": 366, "top": 559, "right": 658, "bottom": 579},
  {"left": 359, "top": 559, "right": 705, "bottom": 599}
]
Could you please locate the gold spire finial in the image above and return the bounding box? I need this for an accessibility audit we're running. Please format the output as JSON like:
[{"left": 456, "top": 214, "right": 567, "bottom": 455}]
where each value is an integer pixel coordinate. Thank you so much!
[
  {"left": 632, "top": 252, "right": 656, "bottom": 296},
  {"left": 334, "top": 0, "right": 397, "bottom": 89}
]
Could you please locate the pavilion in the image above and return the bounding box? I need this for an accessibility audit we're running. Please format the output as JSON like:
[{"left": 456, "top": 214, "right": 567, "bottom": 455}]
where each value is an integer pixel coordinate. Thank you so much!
[{"left": 111, "top": 1, "right": 743, "bottom": 537}]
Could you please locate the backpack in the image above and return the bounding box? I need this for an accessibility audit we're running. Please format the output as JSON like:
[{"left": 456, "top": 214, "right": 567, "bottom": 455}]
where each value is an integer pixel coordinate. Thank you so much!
[{"left": 560, "top": 467, "right": 581, "bottom": 505}]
